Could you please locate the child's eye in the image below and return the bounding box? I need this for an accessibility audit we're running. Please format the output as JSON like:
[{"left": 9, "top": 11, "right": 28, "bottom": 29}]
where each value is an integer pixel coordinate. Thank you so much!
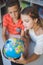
[
  {"left": 26, "top": 21, "right": 29, "bottom": 23},
  {"left": 9, "top": 12, "right": 12, "bottom": 14},
  {"left": 14, "top": 10, "right": 18, "bottom": 13},
  {"left": 24, "top": 20, "right": 29, "bottom": 23}
]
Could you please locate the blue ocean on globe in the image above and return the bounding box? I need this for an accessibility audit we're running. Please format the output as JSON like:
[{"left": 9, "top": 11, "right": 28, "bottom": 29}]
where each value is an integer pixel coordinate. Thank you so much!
[{"left": 2, "top": 38, "right": 24, "bottom": 59}]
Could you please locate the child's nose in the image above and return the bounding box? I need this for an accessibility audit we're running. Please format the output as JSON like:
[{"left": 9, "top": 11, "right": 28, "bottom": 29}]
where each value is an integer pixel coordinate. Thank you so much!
[{"left": 12, "top": 12, "right": 16, "bottom": 17}]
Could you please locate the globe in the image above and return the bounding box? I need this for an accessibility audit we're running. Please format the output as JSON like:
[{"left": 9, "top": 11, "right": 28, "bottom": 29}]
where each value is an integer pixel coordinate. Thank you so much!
[{"left": 2, "top": 38, "right": 24, "bottom": 59}]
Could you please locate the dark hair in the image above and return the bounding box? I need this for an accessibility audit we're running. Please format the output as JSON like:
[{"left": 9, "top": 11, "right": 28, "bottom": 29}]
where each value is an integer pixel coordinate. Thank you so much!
[
  {"left": 21, "top": 6, "right": 39, "bottom": 19},
  {"left": 21, "top": 6, "right": 43, "bottom": 27},
  {"left": 6, "top": 0, "right": 20, "bottom": 8}
]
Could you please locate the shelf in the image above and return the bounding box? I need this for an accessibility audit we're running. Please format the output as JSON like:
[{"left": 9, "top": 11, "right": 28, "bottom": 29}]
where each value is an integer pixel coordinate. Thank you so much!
[
  {"left": 0, "top": 3, "right": 6, "bottom": 9},
  {"left": 20, "top": 0, "right": 43, "bottom": 6}
]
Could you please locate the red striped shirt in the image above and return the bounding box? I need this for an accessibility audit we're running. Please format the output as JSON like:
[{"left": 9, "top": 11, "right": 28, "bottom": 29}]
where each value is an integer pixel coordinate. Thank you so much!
[{"left": 3, "top": 14, "right": 24, "bottom": 35}]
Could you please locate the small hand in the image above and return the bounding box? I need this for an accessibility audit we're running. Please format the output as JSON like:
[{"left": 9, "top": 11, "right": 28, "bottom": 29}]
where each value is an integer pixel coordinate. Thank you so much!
[
  {"left": 15, "top": 54, "right": 28, "bottom": 64},
  {"left": 8, "top": 58, "right": 16, "bottom": 63}
]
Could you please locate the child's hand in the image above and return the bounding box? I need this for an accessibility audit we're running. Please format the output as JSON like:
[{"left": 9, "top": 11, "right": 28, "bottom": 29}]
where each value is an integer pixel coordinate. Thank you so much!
[
  {"left": 14, "top": 54, "right": 28, "bottom": 64},
  {"left": 8, "top": 54, "right": 29, "bottom": 64},
  {"left": 8, "top": 58, "right": 16, "bottom": 63}
]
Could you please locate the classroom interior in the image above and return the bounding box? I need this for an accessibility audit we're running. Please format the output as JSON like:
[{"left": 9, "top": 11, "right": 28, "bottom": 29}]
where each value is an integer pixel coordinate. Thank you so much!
[{"left": 0, "top": 0, "right": 43, "bottom": 65}]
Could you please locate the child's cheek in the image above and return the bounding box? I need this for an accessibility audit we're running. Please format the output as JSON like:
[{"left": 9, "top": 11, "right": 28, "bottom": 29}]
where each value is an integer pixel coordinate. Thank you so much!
[
  {"left": 28, "top": 22, "right": 33, "bottom": 29},
  {"left": 26, "top": 23, "right": 31, "bottom": 29}
]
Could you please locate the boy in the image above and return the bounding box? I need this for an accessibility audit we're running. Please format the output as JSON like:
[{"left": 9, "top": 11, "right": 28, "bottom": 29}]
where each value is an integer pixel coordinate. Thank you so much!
[
  {"left": 2, "top": 0, "right": 24, "bottom": 65},
  {"left": 2, "top": 0, "right": 24, "bottom": 42}
]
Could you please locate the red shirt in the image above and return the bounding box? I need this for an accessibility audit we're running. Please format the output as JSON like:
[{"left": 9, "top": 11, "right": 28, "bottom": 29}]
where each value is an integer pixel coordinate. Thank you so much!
[{"left": 3, "top": 14, "right": 24, "bottom": 35}]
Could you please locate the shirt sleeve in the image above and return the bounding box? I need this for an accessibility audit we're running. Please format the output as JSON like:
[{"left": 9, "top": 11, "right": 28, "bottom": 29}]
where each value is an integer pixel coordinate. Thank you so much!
[
  {"left": 34, "top": 36, "right": 43, "bottom": 55},
  {"left": 3, "top": 15, "right": 8, "bottom": 27}
]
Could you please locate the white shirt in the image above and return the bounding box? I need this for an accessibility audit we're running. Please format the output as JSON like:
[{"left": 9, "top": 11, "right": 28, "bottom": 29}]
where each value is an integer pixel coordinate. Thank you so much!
[{"left": 29, "top": 29, "right": 43, "bottom": 55}]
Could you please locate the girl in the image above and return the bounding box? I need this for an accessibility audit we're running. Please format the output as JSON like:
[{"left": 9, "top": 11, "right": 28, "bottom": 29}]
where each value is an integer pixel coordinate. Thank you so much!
[{"left": 11, "top": 6, "right": 43, "bottom": 64}]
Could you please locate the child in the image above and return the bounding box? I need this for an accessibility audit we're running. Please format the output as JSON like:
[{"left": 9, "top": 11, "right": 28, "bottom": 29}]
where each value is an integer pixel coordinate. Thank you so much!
[
  {"left": 2, "top": 0, "right": 24, "bottom": 42},
  {"left": 2, "top": 0, "right": 24, "bottom": 65},
  {"left": 12, "top": 6, "right": 43, "bottom": 64}
]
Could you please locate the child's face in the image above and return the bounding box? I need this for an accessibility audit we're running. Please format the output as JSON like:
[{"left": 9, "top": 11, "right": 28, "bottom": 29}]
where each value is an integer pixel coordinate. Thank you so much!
[
  {"left": 8, "top": 5, "right": 20, "bottom": 20},
  {"left": 21, "top": 14, "right": 34, "bottom": 31}
]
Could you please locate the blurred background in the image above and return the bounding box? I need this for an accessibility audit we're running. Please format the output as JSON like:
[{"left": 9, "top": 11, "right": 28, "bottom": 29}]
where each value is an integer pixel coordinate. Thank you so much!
[{"left": 0, "top": 0, "right": 43, "bottom": 65}]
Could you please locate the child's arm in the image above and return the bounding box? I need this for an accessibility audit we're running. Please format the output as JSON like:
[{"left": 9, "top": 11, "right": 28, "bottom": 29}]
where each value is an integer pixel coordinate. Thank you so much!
[
  {"left": 23, "top": 33, "right": 29, "bottom": 59},
  {"left": 2, "top": 15, "right": 9, "bottom": 42},
  {"left": 21, "top": 30, "right": 30, "bottom": 58},
  {"left": 21, "top": 30, "right": 25, "bottom": 37}
]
